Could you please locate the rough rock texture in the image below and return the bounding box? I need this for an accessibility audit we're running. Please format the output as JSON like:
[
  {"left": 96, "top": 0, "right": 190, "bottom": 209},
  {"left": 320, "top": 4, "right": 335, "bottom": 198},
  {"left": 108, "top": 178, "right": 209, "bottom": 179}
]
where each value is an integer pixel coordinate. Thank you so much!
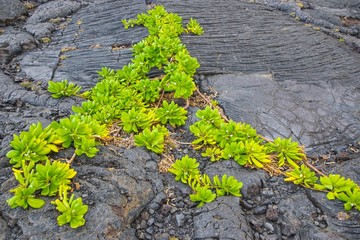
[
  {"left": 0, "top": 0, "right": 26, "bottom": 22},
  {"left": 1, "top": 0, "right": 360, "bottom": 239},
  {"left": 0, "top": 146, "right": 161, "bottom": 240}
]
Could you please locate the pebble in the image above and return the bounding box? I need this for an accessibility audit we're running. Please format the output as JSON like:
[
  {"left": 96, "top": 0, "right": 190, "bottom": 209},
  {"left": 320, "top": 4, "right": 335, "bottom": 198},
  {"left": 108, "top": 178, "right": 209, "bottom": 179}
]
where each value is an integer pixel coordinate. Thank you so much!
[
  {"left": 261, "top": 188, "right": 275, "bottom": 197},
  {"left": 146, "top": 226, "right": 153, "bottom": 235},
  {"left": 175, "top": 213, "right": 185, "bottom": 227},
  {"left": 147, "top": 218, "right": 155, "bottom": 226},
  {"left": 264, "top": 222, "right": 274, "bottom": 233},
  {"left": 254, "top": 205, "right": 267, "bottom": 215}
]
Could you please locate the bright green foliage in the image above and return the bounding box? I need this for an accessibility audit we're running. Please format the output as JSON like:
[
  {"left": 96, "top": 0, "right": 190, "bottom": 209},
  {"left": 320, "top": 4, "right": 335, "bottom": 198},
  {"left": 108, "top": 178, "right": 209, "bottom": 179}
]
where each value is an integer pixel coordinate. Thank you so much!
[
  {"left": 222, "top": 140, "right": 270, "bottom": 168},
  {"left": 337, "top": 187, "right": 360, "bottom": 211},
  {"left": 201, "top": 147, "right": 224, "bottom": 162},
  {"left": 7, "top": 184, "right": 45, "bottom": 209},
  {"left": 134, "top": 79, "right": 161, "bottom": 103},
  {"left": 187, "top": 174, "right": 213, "bottom": 191},
  {"left": 185, "top": 18, "right": 204, "bottom": 35},
  {"left": 284, "top": 164, "right": 318, "bottom": 187},
  {"left": 213, "top": 174, "right": 243, "bottom": 197},
  {"left": 173, "top": 49, "right": 200, "bottom": 76},
  {"left": 189, "top": 122, "right": 217, "bottom": 147},
  {"left": 48, "top": 80, "right": 81, "bottom": 99},
  {"left": 214, "top": 120, "right": 258, "bottom": 148},
  {"left": 164, "top": 71, "right": 196, "bottom": 99},
  {"left": 120, "top": 108, "right": 156, "bottom": 133},
  {"left": 314, "top": 174, "right": 357, "bottom": 200},
  {"left": 52, "top": 186, "right": 88, "bottom": 228},
  {"left": 156, "top": 100, "right": 187, "bottom": 127},
  {"left": 195, "top": 106, "right": 223, "bottom": 128},
  {"left": 34, "top": 160, "right": 76, "bottom": 196},
  {"left": 267, "top": 137, "right": 305, "bottom": 168},
  {"left": 7, "top": 161, "right": 45, "bottom": 209},
  {"left": 168, "top": 155, "right": 200, "bottom": 183},
  {"left": 97, "top": 67, "right": 115, "bottom": 79},
  {"left": 53, "top": 116, "right": 101, "bottom": 157},
  {"left": 6, "top": 122, "right": 62, "bottom": 168},
  {"left": 134, "top": 126, "right": 168, "bottom": 154},
  {"left": 190, "top": 187, "right": 216, "bottom": 207}
]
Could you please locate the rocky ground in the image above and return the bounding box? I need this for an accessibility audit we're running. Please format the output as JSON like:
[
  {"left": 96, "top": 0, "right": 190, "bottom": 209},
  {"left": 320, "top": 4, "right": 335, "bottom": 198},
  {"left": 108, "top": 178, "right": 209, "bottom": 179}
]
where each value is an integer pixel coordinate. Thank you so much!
[{"left": 0, "top": 0, "right": 360, "bottom": 239}]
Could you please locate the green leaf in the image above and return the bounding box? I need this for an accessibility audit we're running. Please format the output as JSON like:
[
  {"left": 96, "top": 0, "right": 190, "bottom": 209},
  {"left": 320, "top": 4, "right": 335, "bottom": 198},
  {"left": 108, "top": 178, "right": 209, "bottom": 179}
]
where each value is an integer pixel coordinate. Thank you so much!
[
  {"left": 168, "top": 155, "right": 200, "bottom": 183},
  {"left": 48, "top": 80, "right": 81, "bottom": 99},
  {"left": 27, "top": 197, "right": 46, "bottom": 209},
  {"left": 155, "top": 100, "right": 187, "bottom": 127},
  {"left": 284, "top": 164, "right": 318, "bottom": 188},
  {"left": 190, "top": 187, "right": 216, "bottom": 207},
  {"left": 266, "top": 137, "right": 305, "bottom": 168},
  {"left": 134, "top": 126, "right": 167, "bottom": 154}
]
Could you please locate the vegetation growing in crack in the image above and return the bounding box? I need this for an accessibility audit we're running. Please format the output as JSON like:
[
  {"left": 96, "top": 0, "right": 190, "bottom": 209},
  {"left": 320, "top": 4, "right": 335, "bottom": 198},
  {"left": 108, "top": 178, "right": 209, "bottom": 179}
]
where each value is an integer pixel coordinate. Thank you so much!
[{"left": 4, "top": 4, "right": 360, "bottom": 231}]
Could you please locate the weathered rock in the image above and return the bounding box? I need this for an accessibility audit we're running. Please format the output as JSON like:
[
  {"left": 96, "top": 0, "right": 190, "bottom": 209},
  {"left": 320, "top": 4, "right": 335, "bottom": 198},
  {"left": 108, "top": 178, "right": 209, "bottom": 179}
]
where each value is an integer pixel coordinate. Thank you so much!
[
  {"left": 0, "top": 0, "right": 26, "bottom": 22},
  {"left": 0, "top": 28, "right": 37, "bottom": 64},
  {"left": 26, "top": 0, "right": 82, "bottom": 24},
  {"left": 0, "top": 146, "right": 160, "bottom": 239},
  {"left": 194, "top": 196, "right": 253, "bottom": 239}
]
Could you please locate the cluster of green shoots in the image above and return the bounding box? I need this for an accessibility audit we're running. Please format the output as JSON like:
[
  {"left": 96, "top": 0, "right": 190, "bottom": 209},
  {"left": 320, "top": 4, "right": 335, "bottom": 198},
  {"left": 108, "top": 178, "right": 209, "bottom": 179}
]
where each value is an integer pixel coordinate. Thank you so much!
[{"left": 4, "top": 4, "right": 359, "bottom": 230}]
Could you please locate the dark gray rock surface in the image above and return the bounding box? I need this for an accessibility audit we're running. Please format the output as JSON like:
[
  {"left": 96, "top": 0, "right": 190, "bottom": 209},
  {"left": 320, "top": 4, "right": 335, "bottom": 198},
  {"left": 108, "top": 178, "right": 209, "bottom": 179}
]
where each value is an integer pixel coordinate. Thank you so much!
[
  {"left": 0, "top": 0, "right": 26, "bottom": 22},
  {"left": 1, "top": 0, "right": 360, "bottom": 239}
]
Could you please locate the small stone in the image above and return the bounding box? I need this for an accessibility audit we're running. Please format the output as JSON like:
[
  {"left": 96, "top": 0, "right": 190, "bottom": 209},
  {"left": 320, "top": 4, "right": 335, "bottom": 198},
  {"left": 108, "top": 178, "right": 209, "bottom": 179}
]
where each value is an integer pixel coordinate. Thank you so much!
[
  {"left": 160, "top": 204, "right": 172, "bottom": 215},
  {"left": 147, "top": 218, "right": 155, "bottom": 226},
  {"left": 240, "top": 200, "right": 253, "bottom": 209},
  {"left": 266, "top": 207, "right": 279, "bottom": 221},
  {"left": 146, "top": 226, "right": 153, "bottom": 235},
  {"left": 175, "top": 213, "right": 185, "bottom": 227},
  {"left": 149, "top": 202, "right": 160, "bottom": 210},
  {"left": 264, "top": 222, "right": 274, "bottom": 233},
  {"left": 261, "top": 188, "right": 274, "bottom": 197},
  {"left": 336, "top": 152, "right": 350, "bottom": 161},
  {"left": 254, "top": 205, "right": 267, "bottom": 215}
]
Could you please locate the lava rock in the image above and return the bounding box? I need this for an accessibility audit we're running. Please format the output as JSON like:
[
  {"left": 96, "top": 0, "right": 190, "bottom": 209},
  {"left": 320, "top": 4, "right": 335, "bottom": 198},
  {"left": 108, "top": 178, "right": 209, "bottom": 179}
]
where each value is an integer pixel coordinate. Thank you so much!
[{"left": 0, "top": 0, "right": 26, "bottom": 22}]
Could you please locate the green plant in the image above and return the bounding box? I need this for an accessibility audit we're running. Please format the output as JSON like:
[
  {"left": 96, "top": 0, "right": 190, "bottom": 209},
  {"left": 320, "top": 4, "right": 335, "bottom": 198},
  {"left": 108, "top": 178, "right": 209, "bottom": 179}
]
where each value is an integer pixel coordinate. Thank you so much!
[
  {"left": 134, "top": 126, "right": 168, "bottom": 154},
  {"left": 337, "top": 187, "right": 360, "bottom": 211},
  {"left": 34, "top": 160, "right": 76, "bottom": 196},
  {"left": 53, "top": 116, "right": 103, "bottom": 157},
  {"left": 189, "top": 122, "right": 217, "bottom": 148},
  {"left": 6, "top": 122, "right": 62, "bottom": 168},
  {"left": 120, "top": 107, "right": 156, "bottom": 133},
  {"left": 156, "top": 100, "right": 187, "bottom": 127},
  {"left": 185, "top": 18, "right": 204, "bottom": 35},
  {"left": 213, "top": 174, "right": 243, "bottom": 197},
  {"left": 284, "top": 164, "right": 318, "bottom": 188},
  {"left": 195, "top": 106, "right": 223, "bottom": 128},
  {"left": 314, "top": 174, "right": 357, "bottom": 200},
  {"left": 7, "top": 161, "right": 45, "bottom": 209},
  {"left": 214, "top": 120, "right": 258, "bottom": 148},
  {"left": 190, "top": 187, "right": 216, "bottom": 207},
  {"left": 168, "top": 155, "right": 200, "bottom": 183},
  {"left": 267, "top": 137, "right": 305, "bottom": 168},
  {"left": 48, "top": 80, "right": 82, "bottom": 98},
  {"left": 222, "top": 140, "right": 270, "bottom": 168},
  {"left": 52, "top": 185, "right": 88, "bottom": 228},
  {"left": 201, "top": 147, "right": 223, "bottom": 162}
]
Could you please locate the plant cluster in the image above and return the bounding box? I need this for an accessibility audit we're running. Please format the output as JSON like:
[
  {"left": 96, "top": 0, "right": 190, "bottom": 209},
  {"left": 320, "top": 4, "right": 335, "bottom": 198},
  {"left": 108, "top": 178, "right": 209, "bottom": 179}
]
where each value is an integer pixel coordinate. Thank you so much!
[
  {"left": 5, "top": 4, "right": 360, "bottom": 232},
  {"left": 169, "top": 156, "right": 243, "bottom": 207},
  {"left": 5, "top": 5, "right": 204, "bottom": 228}
]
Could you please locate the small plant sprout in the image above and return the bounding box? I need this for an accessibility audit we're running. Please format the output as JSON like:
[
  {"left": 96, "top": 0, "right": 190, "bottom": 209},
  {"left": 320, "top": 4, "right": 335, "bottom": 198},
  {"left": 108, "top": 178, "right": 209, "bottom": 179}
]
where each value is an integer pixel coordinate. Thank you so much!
[
  {"left": 134, "top": 126, "right": 168, "bottom": 154},
  {"left": 284, "top": 164, "right": 318, "bottom": 188},
  {"left": 267, "top": 137, "right": 305, "bottom": 168},
  {"left": 168, "top": 155, "right": 200, "bottom": 183},
  {"left": 190, "top": 187, "right": 216, "bottom": 207},
  {"left": 48, "top": 79, "right": 82, "bottom": 98},
  {"left": 52, "top": 184, "right": 88, "bottom": 228}
]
